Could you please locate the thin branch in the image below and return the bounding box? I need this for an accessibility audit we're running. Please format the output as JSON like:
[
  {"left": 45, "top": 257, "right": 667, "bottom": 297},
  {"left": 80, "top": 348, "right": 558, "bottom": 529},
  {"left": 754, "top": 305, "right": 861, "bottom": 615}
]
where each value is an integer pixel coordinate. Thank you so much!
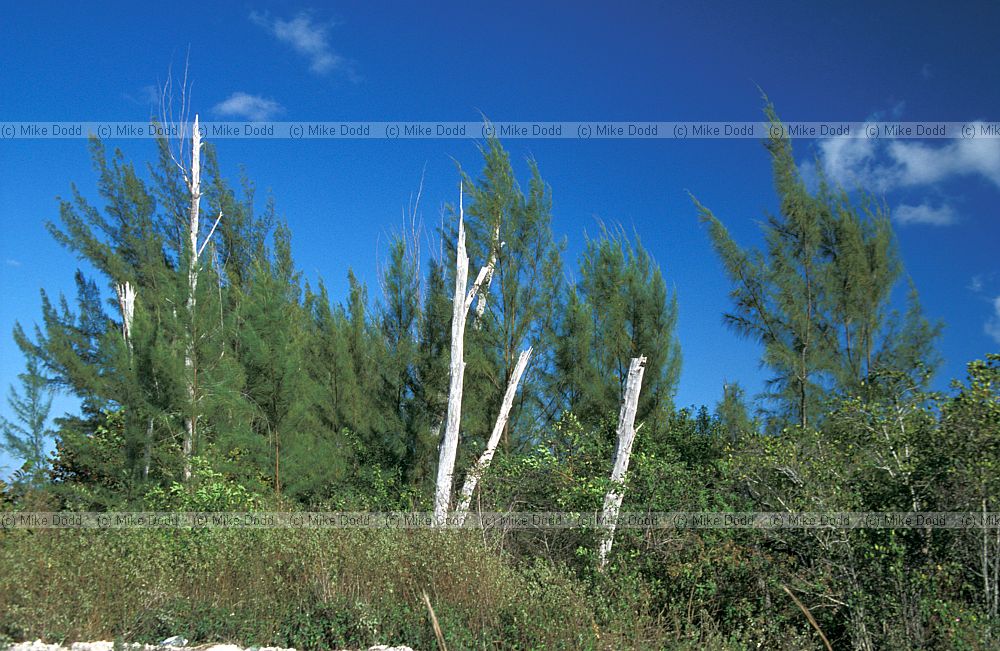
[
  {"left": 782, "top": 585, "right": 833, "bottom": 651},
  {"left": 197, "top": 210, "right": 224, "bottom": 259}
]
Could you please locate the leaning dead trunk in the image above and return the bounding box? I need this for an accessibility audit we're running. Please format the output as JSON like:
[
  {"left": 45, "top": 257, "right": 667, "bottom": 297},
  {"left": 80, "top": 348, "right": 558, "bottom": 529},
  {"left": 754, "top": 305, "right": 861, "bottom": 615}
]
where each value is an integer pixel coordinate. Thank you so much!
[
  {"left": 598, "top": 355, "right": 646, "bottom": 570},
  {"left": 433, "top": 183, "right": 498, "bottom": 525},
  {"left": 433, "top": 188, "right": 470, "bottom": 525},
  {"left": 454, "top": 347, "right": 532, "bottom": 525}
]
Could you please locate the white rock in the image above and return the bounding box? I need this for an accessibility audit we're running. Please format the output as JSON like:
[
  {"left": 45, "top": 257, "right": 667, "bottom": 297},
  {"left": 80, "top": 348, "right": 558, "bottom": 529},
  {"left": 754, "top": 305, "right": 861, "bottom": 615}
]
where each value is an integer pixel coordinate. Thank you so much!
[{"left": 10, "top": 641, "right": 60, "bottom": 651}]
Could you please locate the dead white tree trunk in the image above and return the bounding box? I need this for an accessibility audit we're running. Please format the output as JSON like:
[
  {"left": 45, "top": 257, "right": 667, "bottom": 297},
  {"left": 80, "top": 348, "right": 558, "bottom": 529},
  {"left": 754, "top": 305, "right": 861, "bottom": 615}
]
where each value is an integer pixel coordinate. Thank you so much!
[
  {"left": 178, "top": 115, "right": 224, "bottom": 482},
  {"left": 598, "top": 355, "right": 646, "bottom": 570},
  {"left": 433, "top": 183, "right": 498, "bottom": 525},
  {"left": 181, "top": 115, "right": 203, "bottom": 482},
  {"left": 115, "top": 282, "right": 136, "bottom": 345},
  {"left": 473, "top": 223, "right": 500, "bottom": 326},
  {"left": 454, "top": 347, "right": 532, "bottom": 525}
]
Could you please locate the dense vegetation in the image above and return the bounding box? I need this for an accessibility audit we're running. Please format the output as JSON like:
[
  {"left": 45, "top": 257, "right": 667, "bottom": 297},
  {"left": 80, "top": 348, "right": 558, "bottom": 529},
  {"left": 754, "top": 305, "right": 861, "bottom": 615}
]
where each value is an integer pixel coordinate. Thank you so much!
[{"left": 1, "top": 107, "right": 998, "bottom": 650}]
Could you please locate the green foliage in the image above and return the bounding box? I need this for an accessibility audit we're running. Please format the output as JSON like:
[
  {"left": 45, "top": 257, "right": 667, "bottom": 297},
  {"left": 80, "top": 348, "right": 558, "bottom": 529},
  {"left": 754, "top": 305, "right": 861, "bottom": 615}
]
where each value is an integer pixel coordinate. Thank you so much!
[
  {"left": 143, "top": 456, "right": 256, "bottom": 511},
  {"left": 694, "top": 102, "right": 941, "bottom": 430},
  {"left": 47, "top": 407, "right": 137, "bottom": 509},
  {"left": 3, "top": 120, "right": 997, "bottom": 649},
  {"left": 456, "top": 137, "right": 566, "bottom": 449},
  {"left": 715, "top": 382, "right": 753, "bottom": 444},
  {"left": 1, "top": 354, "right": 54, "bottom": 488},
  {"left": 563, "top": 227, "right": 682, "bottom": 427}
]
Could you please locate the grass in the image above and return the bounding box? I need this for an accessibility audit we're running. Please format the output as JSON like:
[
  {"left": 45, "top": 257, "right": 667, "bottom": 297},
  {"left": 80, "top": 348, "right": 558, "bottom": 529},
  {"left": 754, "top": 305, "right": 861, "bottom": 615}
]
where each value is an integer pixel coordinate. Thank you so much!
[{"left": 0, "top": 527, "right": 615, "bottom": 650}]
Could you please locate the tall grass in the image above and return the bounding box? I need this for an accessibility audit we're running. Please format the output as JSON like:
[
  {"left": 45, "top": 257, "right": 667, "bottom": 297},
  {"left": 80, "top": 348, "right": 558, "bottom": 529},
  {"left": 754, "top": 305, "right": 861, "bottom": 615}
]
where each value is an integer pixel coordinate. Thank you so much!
[{"left": 0, "top": 527, "right": 609, "bottom": 650}]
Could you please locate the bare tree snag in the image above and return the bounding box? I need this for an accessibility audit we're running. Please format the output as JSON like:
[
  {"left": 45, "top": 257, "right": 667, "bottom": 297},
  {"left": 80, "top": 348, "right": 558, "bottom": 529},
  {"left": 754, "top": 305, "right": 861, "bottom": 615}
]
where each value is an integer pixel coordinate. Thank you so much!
[
  {"left": 598, "top": 355, "right": 647, "bottom": 570},
  {"left": 434, "top": 184, "right": 470, "bottom": 525},
  {"left": 158, "top": 70, "right": 223, "bottom": 482},
  {"left": 181, "top": 115, "right": 203, "bottom": 482},
  {"left": 173, "top": 114, "right": 224, "bottom": 482},
  {"left": 115, "top": 282, "right": 136, "bottom": 346},
  {"left": 433, "top": 183, "right": 498, "bottom": 525},
  {"left": 454, "top": 347, "right": 532, "bottom": 525}
]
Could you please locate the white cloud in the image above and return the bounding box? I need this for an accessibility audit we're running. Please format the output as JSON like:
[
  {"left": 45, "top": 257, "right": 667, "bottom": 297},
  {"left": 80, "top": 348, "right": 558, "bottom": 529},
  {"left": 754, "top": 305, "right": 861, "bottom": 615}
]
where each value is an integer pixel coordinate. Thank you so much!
[
  {"left": 815, "top": 135, "right": 893, "bottom": 191},
  {"left": 138, "top": 85, "right": 161, "bottom": 105},
  {"left": 985, "top": 296, "right": 1000, "bottom": 345},
  {"left": 813, "top": 121, "right": 1000, "bottom": 193},
  {"left": 123, "top": 85, "right": 161, "bottom": 108},
  {"left": 213, "top": 92, "right": 284, "bottom": 121},
  {"left": 5, "top": 259, "right": 21, "bottom": 267},
  {"left": 894, "top": 202, "right": 957, "bottom": 226},
  {"left": 250, "top": 10, "right": 343, "bottom": 74},
  {"left": 969, "top": 272, "right": 999, "bottom": 294},
  {"left": 888, "top": 134, "right": 1000, "bottom": 188}
]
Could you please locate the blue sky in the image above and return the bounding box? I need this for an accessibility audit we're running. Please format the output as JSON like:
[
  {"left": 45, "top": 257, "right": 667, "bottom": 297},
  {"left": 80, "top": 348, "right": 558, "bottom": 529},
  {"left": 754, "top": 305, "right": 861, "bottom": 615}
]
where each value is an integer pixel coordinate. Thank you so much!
[{"left": 1, "top": 1, "right": 999, "bottom": 477}]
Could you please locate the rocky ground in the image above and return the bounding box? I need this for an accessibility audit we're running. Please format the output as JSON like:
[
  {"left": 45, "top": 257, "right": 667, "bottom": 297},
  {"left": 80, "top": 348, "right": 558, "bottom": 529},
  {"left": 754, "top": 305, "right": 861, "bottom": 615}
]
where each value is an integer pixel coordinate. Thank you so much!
[{"left": 7, "top": 642, "right": 415, "bottom": 651}]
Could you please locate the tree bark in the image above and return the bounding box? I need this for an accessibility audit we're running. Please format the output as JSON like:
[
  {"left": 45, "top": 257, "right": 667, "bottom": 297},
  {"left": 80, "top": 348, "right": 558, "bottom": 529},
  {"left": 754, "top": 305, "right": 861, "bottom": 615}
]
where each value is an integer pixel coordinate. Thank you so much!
[
  {"left": 182, "top": 115, "right": 202, "bottom": 482},
  {"left": 433, "top": 183, "right": 497, "bottom": 525},
  {"left": 454, "top": 347, "right": 532, "bottom": 525},
  {"left": 115, "top": 282, "right": 136, "bottom": 346},
  {"left": 434, "top": 185, "right": 471, "bottom": 525},
  {"left": 598, "top": 355, "right": 646, "bottom": 570}
]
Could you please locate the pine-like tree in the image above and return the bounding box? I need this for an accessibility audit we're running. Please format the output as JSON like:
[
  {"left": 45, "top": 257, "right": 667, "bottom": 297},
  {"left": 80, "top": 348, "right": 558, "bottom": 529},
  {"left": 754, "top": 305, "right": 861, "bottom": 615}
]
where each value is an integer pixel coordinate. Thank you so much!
[
  {"left": 377, "top": 236, "right": 421, "bottom": 469},
  {"left": 1, "top": 354, "right": 54, "bottom": 486},
  {"left": 715, "top": 382, "right": 753, "bottom": 444},
  {"left": 572, "top": 227, "right": 682, "bottom": 429},
  {"left": 694, "top": 102, "right": 940, "bottom": 429},
  {"left": 458, "top": 138, "right": 565, "bottom": 449}
]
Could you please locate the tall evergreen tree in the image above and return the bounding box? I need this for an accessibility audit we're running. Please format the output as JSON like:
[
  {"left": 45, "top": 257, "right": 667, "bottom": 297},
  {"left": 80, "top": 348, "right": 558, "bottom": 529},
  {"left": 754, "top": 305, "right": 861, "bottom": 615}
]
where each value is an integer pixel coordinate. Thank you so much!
[
  {"left": 1, "top": 354, "right": 55, "bottom": 485},
  {"left": 15, "top": 134, "right": 309, "bottom": 497},
  {"left": 551, "top": 287, "right": 601, "bottom": 417},
  {"left": 569, "top": 227, "right": 682, "bottom": 429},
  {"left": 409, "top": 258, "right": 452, "bottom": 488},
  {"left": 377, "top": 236, "right": 421, "bottom": 469},
  {"left": 228, "top": 223, "right": 320, "bottom": 497},
  {"left": 715, "top": 382, "right": 753, "bottom": 444},
  {"left": 305, "top": 282, "right": 355, "bottom": 433},
  {"left": 694, "top": 103, "right": 940, "bottom": 429},
  {"left": 459, "top": 138, "right": 565, "bottom": 449}
]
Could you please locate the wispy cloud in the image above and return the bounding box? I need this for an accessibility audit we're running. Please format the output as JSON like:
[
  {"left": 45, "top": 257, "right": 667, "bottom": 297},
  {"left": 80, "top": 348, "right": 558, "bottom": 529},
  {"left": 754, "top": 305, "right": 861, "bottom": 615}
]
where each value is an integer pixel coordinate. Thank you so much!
[
  {"left": 801, "top": 105, "right": 1000, "bottom": 229},
  {"left": 920, "top": 63, "right": 933, "bottom": 80},
  {"left": 213, "top": 92, "right": 284, "bottom": 121},
  {"left": 985, "top": 296, "right": 1000, "bottom": 345},
  {"left": 894, "top": 202, "right": 957, "bottom": 226},
  {"left": 812, "top": 124, "right": 1000, "bottom": 194},
  {"left": 967, "top": 273, "right": 1000, "bottom": 344},
  {"left": 969, "top": 272, "right": 999, "bottom": 294},
  {"left": 124, "top": 85, "right": 161, "bottom": 108},
  {"left": 5, "top": 259, "right": 21, "bottom": 267},
  {"left": 250, "top": 10, "right": 346, "bottom": 75}
]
